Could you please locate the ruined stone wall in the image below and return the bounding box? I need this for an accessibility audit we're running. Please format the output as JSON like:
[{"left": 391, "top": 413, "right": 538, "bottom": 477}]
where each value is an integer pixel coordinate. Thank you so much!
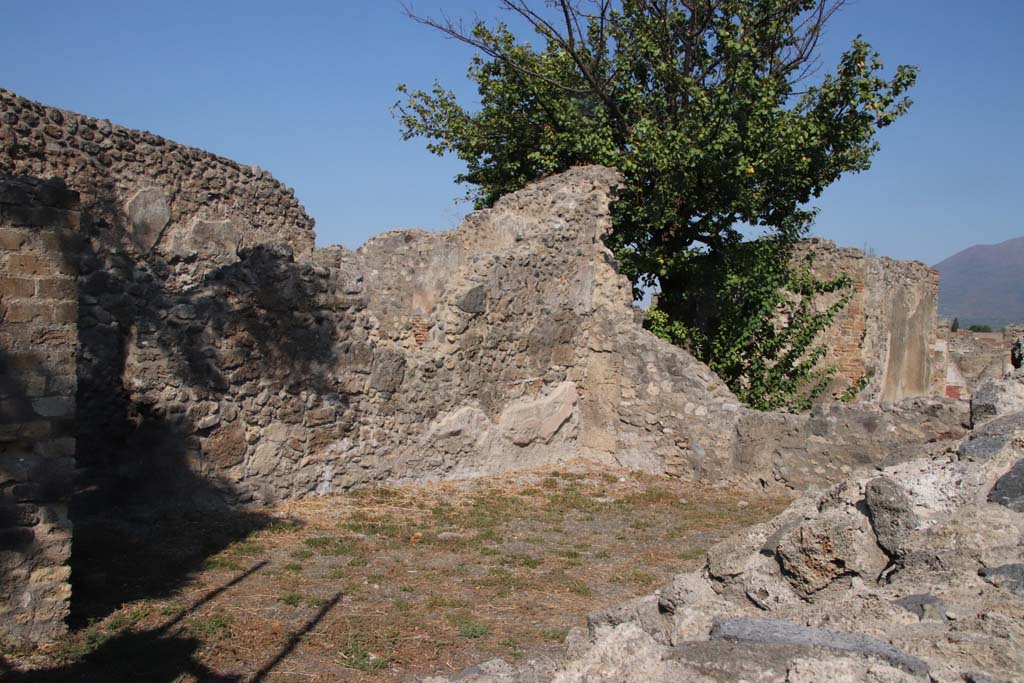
[
  {"left": 107, "top": 168, "right": 964, "bottom": 504},
  {"left": 937, "top": 327, "right": 1019, "bottom": 400},
  {"left": 0, "top": 88, "right": 314, "bottom": 279},
  {"left": 0, "top": 89, "right": 974, "bottom": 648},
  {"left": 0, "top": 88, "right": 317, "bottom": 508},
  {"left": 0, "top": 176, "right": 78, "bottom": 645},
  {"left": 795, "top": 239, "right": 940, "bottom": 402},
  {"left": 0, "top": 91, "right": 967, "bottom": 515},
  {"left": 109, "top": 167, "right": 745, "bottom": 505}
]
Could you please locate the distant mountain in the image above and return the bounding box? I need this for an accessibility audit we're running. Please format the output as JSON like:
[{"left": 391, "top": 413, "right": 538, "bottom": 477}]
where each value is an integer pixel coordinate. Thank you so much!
[{"left": 935, "top": 236, "right": 1024, "bottom": 328}]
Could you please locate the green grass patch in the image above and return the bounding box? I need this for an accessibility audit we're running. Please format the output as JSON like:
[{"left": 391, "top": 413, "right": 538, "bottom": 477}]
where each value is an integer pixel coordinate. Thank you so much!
[
  {"left": 339, "top": 636, "right": 389, "bottom": 671},
  {"left": 542, "top": 626, "right": 569, "bottom": 642},
  {"left": 188, "top": 611, "right": 231, "bottom": 638},
  {"left": 202, "top": 556, "right": 242, "bottom": 571},
  {"left": 679, "top": 547, "right": 707, "bottom": 562},
  {"left": 425, "top": 595, "right": 469, "bottom": 609},
  {"left": 228, "top": 541, "right": 265, "bottom": 556},
  {"left": 106, "top": 607, "right": 148, "bottom": 631},
  {"left": 612, "top": 570, "right": 658, "bottom": 587},
  {"left": 459, "top": 621, "right": 490, "bottom": 639},
  {"left": 304, "top": 536, "right": 359, "bottom": 556}
]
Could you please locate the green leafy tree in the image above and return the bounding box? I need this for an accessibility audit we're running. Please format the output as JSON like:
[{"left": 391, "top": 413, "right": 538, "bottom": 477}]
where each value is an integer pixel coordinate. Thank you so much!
[{"left": 395, "top": 0, "right": 917, "bottom": 409}]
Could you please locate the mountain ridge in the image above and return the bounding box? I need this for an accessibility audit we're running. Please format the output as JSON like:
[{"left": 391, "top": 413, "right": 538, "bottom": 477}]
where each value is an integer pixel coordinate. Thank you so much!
[{"left": 934, "top": 235, "right": 1024, "bottom": 327}]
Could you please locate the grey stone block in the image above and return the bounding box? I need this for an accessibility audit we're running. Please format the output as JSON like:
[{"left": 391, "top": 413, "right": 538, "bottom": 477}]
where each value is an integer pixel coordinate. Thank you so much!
[
  {"left": 979, "top": 564, "right": 1024, "bottom": 595},
  {"left": 988, "top": 459, "right": 1024, "bottom": 512},
  {"left": 710, "top": 617, "right": 929, "bottom": 677},
  {"left": 865, "top": 476, "right": 919, "bottom": 556},
  {"left": 893, "top": 593, "right": 948, "bottom": 622}
]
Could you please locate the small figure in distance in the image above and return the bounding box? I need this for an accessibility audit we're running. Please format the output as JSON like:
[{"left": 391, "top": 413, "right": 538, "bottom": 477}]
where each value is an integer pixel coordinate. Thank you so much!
[{"left": 1012, "top": 335, "right": 1024, "bottom": 370}]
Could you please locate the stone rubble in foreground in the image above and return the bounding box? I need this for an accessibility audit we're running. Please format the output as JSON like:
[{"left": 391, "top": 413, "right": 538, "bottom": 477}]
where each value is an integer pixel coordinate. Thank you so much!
[{"left": 426, "top": 371, "right": 1024, "bottom": 683}]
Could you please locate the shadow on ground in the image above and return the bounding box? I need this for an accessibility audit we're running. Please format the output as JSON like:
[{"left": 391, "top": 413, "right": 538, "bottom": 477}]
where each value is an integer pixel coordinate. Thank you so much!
[{"left": 3, "top": 557, "right": 339, "bottom": 683}]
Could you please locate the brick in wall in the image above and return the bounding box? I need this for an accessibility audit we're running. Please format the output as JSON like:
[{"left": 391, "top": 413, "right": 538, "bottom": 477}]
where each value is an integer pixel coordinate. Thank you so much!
[{"left": 0, "top": 175, "right": 78, "bottom": 646}]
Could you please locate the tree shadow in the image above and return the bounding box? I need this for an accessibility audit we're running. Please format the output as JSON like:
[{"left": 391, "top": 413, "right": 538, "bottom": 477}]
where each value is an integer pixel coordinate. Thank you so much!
[
  {"left": 2, "top": 562, "right": 342, "bottom": 682},
  {"left": 3, "top": 561, "right": 342, "bottom": 682},
  {"left": 2, "top": 157, "right": 350, "bottom": 673}
]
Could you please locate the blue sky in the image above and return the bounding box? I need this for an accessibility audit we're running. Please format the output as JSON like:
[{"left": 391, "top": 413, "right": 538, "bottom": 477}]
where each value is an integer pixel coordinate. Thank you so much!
[{"left": 3, "top": 1, "right": 1021, "bottom": 265}]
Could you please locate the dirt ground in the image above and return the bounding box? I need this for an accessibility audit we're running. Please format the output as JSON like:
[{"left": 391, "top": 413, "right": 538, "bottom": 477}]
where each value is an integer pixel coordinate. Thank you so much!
[{"left": 2, "top": 461, "right": 791, "bottom": 682}]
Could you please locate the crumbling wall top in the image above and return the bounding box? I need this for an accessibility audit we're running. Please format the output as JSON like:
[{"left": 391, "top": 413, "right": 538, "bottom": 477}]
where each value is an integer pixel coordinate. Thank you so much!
[{"left": 0, "top": 88, "right": 315, "bottom": 275}]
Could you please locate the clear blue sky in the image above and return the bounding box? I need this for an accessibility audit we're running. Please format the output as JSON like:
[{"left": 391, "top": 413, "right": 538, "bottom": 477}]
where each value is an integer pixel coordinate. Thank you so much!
[{"left": 3, "top": 1, "right": 1021, "bottom": 265}]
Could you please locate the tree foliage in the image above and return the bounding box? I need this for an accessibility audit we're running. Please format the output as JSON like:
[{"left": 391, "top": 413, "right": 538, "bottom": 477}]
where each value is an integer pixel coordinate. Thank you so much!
[{"left": 395, "top": 0, "right": 917, "bottom": 409}]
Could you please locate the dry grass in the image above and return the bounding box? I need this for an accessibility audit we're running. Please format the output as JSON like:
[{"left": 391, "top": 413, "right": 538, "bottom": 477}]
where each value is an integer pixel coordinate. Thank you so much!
[{"left": 7, "top": 461, "right": 790, "bottom": 682}]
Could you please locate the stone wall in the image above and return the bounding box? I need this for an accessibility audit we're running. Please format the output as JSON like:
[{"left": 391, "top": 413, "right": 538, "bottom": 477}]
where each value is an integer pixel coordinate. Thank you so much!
[
  {"left": 795, "top": 239, "right": 940, "bottom": 403},
  {"left": 0, "top": 92, "right": 973, "bottom": 644},
  {"left": 0, "top": 90, "right": 968, "bottom": 511},
  {"left": 86, "top": 167, "right": 965, "bottom": 504},
  {"left": 107, "top": 167, "right": 746, "bottom": 504},
  {"left": 0, "top": 176, "right": 78, "bottom": 645},
  {"left": 0, "top": 88, "right": 314, "bottom": 282},
  {"left": 936, "top": 326, "right": 1021, "bottom": 400}
]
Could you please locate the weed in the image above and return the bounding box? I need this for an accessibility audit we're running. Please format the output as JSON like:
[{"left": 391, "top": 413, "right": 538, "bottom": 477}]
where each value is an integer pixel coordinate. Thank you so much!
[
  {"left": 679, "top": 547, "right": 707, "bottom": 562},
  {"left": 339, "top": 636, "right": 389, "bottom": 672},
  {"left": 542, "top": 627, "right": 569, "bottom": 642},
  {"left": 459, "top": 621, "right": 490, "bottom": 639},
  {"left": 618, "top": 488, "right": 677, "bottom": 506},
  {"left": 344, "top": 520, "right": 407, "bottom": 538},
  {"left": 501, "top": 553, "right": 542, "bottom": 568},
  {"left": 612, "top": 570, "right": 658, "bottom": 587},
  {"left": 555, "top": 549, "right": 580, "bottom": 559},
  {"left": 304, "top": 536, "right": 358, "bottom": 556},
  {"left": 203, "top": 556, "right": 242, "bottom": 572},
  {"left": 545, "top": 569, "right": 592, "bottom": 596},
  {"left": 307, "top": 597, "right": 329, "bottom": 607},
  {"left": 283, "top": 563, "right": 303, "bottom": 573},
  {"left": 326, "top": 569, "right": 347, "bottom": 580},
  {"left": 425, "top": 595, "right": 469, "bottom": 609},
  {"left": 463, "top": 494, "right": 517, "bottom": 528},
  {"left": 107, "top": 607, "right": 148, "bottom": 631},
  {"left": 263, "top": 522, "right": 301, "bottom": 534},
  {"left": 348, "top": 557, "right": 368, "bottom": 567},
  {"left": 160, "top": 604, "right": 180, "bottom": 617},
  {"left": 480, "top": 568, "right": 526, "bottom": 594},
  {"left": 279, "top": 594, "right": 304, "bottom": 606},
  {"left": 290, "top": 549, "right": 314, "bottom": 560},
  {"left": 499, "top": 636, "right": 521, "bottom": 655},
  {"left": 545, "top": 488, "right": 598, "bottom": 513},
  {"left": 57, "top": 627, "right": 111, "bottom": 662},
  {"left": 229, "top": 541, "right": 265, "bottom": 556},
  {"left": 188, "top": 611, "right": 232, "bottom": 638}
]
